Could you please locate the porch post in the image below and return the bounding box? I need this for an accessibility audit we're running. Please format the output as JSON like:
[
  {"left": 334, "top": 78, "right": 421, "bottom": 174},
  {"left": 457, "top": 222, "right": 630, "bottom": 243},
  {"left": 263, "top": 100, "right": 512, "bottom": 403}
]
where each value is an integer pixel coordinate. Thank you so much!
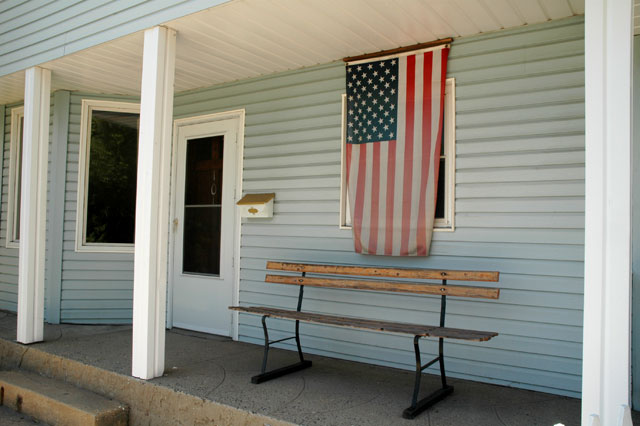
[
  {"left": 131, "top": 26, "right": 176, "bottom": 380},
  {"left": 583, "top": 1, "right": 634, "bottom": 425},
  {"left": 17, "top": 67, "right": 51, "bottom": 344}
]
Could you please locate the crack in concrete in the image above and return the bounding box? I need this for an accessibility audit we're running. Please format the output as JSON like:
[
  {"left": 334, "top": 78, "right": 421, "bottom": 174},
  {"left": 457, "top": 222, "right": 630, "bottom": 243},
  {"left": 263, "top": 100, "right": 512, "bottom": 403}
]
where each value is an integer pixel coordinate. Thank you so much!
[
  {"left": 17, "top": 347, "right": 29, "bottom": 369},
  {"left": 204, "top": 365, "right": 226, "bottom": 398},
  {"left": 494, "top": 406, "right": 509, "bottom": 426}
]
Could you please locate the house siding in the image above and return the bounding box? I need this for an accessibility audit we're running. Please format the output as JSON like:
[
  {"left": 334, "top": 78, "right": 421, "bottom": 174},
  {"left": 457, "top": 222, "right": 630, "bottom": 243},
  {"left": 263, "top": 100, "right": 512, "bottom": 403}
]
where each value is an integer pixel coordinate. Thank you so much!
[{"left": 0, "top": 0, "right": 229, "bottom": 78}]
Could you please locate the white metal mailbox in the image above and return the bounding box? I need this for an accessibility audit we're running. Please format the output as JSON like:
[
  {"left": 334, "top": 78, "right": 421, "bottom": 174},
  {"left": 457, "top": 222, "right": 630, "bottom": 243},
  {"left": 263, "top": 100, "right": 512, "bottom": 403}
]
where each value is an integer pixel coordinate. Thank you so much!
[{"left": 237, "top": 193, "right": 275, "bottom": 218}]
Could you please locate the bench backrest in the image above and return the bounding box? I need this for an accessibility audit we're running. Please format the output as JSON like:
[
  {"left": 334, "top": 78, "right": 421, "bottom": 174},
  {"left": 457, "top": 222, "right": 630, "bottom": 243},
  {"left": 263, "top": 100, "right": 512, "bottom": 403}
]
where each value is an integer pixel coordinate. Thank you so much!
[{"left": 266, "top": 261, "right": 500, "bottom": 300}]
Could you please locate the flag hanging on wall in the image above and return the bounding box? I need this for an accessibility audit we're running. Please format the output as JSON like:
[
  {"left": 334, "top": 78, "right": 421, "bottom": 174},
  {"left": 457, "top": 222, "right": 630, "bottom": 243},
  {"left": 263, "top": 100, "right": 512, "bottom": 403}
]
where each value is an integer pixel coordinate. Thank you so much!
[{"left": 345, "top": 46, "right": 449, "bottom": 256}]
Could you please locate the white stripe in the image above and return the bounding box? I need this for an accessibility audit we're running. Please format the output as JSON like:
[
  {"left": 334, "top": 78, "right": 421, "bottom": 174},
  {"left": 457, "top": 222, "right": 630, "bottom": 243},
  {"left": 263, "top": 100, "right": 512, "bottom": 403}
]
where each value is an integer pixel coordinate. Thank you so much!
[
  {"left": 408, "top": 53, "right": 424, "bottom": 255},
  {"left": 378, "top": 141, "right": 388, "bottom": 254},
  {"left": 393, "top": 56, "right": 408, "bottom": 256},
  {"left": 361, "top": 144, "right": 373, "bottom": 253},
  {"left": 348, "top": 144, "right": 360, "bottom": 231},
  {"left": 423, "top": 50, "right": 443, "bottom": 254}
]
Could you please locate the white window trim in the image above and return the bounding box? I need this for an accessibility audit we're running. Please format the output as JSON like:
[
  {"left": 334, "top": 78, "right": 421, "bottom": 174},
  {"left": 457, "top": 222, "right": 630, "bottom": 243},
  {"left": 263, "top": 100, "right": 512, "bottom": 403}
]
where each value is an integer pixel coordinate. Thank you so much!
[
  {"left": 76, "top": 99, "right": 140, "bottom": 253},
  {"left": 6, "top": 106, "right": 24, "bottom": 248},
  {"left": 339, "top": 78, "right": 456, "bottom": 231}
]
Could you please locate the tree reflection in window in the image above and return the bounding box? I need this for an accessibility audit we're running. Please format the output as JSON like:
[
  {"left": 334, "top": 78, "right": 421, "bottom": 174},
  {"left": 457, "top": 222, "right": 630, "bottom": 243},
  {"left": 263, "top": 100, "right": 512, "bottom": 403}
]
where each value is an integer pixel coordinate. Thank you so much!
[{"left": 85, "top": 110, "right": 139, "bottom": 244}]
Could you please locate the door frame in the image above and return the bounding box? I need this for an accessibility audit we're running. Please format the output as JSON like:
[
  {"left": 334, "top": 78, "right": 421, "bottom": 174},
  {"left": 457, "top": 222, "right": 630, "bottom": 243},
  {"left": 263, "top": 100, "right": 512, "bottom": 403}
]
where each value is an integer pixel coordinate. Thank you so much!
[{"left": 167, "top": 109, "right": 245, "bottom": 341}]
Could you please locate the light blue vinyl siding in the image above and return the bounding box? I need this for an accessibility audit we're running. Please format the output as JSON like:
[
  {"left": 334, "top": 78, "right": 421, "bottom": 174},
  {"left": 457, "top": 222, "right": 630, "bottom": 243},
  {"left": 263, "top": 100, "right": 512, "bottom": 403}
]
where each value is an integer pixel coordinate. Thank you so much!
[
  {"left": 0, "top": 0, "right": 229, "bottom": 78},
  {"left": 173, "top": 16, "right": 584, "bottom": 397}
]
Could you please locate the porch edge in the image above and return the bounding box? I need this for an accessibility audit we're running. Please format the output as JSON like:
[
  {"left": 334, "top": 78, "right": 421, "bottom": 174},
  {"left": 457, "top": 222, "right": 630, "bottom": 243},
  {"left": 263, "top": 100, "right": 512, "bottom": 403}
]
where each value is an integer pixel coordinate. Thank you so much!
[{"left": 0, "top": 337, "right": 295, "bottom": 426}]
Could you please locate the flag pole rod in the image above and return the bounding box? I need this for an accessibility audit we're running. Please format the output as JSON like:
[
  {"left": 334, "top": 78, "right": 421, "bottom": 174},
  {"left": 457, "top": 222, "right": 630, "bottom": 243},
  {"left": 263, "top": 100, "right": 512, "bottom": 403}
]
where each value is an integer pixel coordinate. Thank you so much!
[{"left": 343, "top": 38, "right": 453, "bottom": 64}]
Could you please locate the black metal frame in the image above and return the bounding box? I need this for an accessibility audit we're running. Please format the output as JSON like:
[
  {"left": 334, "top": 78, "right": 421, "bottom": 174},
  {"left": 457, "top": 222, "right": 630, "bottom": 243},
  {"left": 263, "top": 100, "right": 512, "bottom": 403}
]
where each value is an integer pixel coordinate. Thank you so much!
[
  {"left": 251, "top": 272, "right": 454, "bottom": 420},
  {"left": 402, "top": 279, "right": 453, "bottom": 419},
  {"left": 250, "top": 272, "right": 312, "bottom": 384}
]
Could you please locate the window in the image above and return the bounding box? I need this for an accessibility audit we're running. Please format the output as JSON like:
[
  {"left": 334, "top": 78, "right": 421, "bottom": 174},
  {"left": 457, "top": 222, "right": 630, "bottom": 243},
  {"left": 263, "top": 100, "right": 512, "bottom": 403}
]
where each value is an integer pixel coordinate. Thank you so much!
[
  {"left": 6, "top": 107, "right": 24, "bottom": 248},
  {"left": 340, "top": 78, "right": 456, "bottom": 231},
  {"left": 76, "top": 100, "right": 140, "bottom": 252}
]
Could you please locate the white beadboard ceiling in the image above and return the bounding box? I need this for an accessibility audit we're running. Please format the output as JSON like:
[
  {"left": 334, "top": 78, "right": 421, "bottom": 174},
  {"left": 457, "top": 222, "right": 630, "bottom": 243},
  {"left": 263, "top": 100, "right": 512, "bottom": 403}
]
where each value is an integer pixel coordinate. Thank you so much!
[{"left": 1, "top": 0, "right": 588, "bottom": 105}]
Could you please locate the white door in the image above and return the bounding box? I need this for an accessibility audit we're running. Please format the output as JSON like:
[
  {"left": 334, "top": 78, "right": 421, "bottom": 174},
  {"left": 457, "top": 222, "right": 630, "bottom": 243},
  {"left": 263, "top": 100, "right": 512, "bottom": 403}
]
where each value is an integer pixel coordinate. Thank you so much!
[{"left": 171, "top": 118, "right": 238, "bottom": 336}]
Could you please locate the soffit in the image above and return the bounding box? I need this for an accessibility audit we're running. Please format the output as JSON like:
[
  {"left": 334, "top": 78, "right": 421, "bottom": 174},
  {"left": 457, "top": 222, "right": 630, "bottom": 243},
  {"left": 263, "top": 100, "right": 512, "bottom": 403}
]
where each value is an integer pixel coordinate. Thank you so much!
[{"left": 0, "top": 0, "right": 585, "bottom": 105}]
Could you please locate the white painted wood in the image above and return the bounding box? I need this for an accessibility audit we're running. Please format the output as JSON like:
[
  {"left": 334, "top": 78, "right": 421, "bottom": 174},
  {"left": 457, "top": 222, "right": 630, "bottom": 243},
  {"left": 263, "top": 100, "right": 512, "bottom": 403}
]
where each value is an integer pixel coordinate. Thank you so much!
[
  {"left": 75, "top": 99, "right": 140, "bottom": 253},
  {"left": 16, "top": 67, "right": 50, "bottom": 344},
  {"left": 582, "top": 0, "right": 633, "bottom": 424},
  {"left": 6, "top": 106, "right": 23, "bottom": 249},
  {"left": 0, "top": 0, "right": 587, "bottom": 105},
  {"left": 170, "top": 117, "right": 238, "bottom": 336},
  {"left": 131, "top": 26, "right": 176, "bottom": 380},
  {"left": 618, "top": 405, "right": 632, "bottom": 426}
]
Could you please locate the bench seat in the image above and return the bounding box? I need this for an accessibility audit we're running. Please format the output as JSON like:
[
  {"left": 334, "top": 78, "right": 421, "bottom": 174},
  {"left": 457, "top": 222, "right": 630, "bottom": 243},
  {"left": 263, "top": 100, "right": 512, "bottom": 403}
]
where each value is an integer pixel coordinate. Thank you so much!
[{"left": 230, "top": 306, "right": 497, "bottom": 341}]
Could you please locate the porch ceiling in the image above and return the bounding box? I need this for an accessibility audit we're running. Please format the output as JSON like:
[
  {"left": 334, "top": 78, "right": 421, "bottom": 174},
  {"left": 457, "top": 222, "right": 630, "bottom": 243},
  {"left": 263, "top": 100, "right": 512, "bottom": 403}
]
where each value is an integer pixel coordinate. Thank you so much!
[{"left": 0, "top": 0, "right": 587, "bottom": 106}]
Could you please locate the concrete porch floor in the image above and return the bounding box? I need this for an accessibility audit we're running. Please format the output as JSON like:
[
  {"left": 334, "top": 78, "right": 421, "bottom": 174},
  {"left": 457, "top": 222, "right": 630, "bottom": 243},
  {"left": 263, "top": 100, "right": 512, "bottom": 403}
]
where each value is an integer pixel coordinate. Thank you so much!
[{"left": 0, "top": 311, "right": 629, "bottom": 426}]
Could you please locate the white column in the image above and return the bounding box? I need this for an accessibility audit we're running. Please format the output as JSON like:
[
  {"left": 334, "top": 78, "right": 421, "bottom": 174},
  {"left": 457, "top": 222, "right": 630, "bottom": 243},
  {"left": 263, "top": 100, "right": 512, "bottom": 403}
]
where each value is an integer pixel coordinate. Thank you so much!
[
  {"left": 131, "top": 26, "right": 176, "bottom": 380},
  {"left": 17, "top": 67, "right": 51, "bottom": 344},
  {"left": 582, "top": 1, "right": 634, "bottom": 425}
]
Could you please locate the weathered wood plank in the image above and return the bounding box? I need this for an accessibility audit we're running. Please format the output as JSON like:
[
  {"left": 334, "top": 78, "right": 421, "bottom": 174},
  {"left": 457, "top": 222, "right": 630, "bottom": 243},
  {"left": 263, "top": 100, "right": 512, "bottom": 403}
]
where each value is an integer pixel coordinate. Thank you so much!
[
  {"left": 266, "top": 261, "right": 500, "bottom": 282},
  {"left": 266, "top": 274, "right": 500, "bottom": 299},
  {"left": 230, "top": 306, "right": 498, "bottom": 342}
]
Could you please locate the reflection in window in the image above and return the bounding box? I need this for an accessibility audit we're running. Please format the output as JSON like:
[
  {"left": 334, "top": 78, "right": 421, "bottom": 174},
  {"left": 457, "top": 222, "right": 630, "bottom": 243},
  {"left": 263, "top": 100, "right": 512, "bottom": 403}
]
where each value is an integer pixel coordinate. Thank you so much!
[{"left": 85, "top": 110, "right": 139, "bottom": 244}]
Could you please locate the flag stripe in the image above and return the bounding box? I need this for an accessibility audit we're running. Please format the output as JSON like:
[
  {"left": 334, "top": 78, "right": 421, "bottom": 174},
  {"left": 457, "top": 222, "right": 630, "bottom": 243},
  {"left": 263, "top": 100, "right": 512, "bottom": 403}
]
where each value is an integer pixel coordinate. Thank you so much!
[
  {"left": 385, "top": 139, "right": 396, "bottom": 256},
  {"left": 361, "top": 143, "right": 374, "bottom": 253},
  {"left": 394, "top": 58, "right": 407, "bottom": 256},
  {"left": 417, "top": 51, "right": 434, "bottom": 256},
  {"left": 368, "top": 142, "right": 381, "bottom": 254},
  {"left": 401, "top": 55, "right": 416, "bottom": 256},
  {"left": 378, "top": 140, "right": 388, "bottom": 253},
  {"left": 409, "top": 53, "right": 424, "bottom": 256},
  {"left": 353, "top": 144, "right": 367, "bottom": 253}
]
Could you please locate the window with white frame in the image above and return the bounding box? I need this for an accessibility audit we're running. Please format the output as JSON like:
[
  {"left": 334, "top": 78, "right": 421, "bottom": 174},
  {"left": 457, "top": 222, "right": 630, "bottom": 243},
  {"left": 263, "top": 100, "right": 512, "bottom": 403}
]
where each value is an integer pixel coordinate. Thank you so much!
[
  {"left": 76, "top": 100, "right": 140, "bottom": 252},
  {"left": 340, "top": 78, "right": 456, "bottom": 230},
  {"left": 6, "top": 107, "right": 24, "bottom": 248}
]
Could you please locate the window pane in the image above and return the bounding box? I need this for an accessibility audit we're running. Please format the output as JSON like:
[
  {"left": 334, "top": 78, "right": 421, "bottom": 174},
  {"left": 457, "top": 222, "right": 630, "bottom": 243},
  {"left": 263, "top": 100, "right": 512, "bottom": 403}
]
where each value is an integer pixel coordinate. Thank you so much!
[
  {"left": 435, "top": 158, "right": 445, "bottom": 219},
  {"left": 85, "top": 110, "right": 139, "bottom": 244},
  {"left": 15, "top": 116, "right": 24, "bottom": 241},
  {"left": 182, "top": 136, "right": 224, "bottom": 276}
]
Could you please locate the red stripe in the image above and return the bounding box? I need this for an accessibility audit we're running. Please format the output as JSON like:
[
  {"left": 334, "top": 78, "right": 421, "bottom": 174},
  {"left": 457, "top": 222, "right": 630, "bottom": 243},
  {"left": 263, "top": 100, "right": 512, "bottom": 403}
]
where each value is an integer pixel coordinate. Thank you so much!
[
  {"left": 353, "top": 144, "right": 367, "bottom": 253},
  {"left": 368, "top": 142, "right": 381, "bottom": 254},
  {"left": 417, "top": 51, "right": 434, "bottom": 256},
  {"left": 400, "top": 55, "right": 416, "bottom": 256},
  {"left": 385, "top": 140, "right": 396, "bottom": 255}
]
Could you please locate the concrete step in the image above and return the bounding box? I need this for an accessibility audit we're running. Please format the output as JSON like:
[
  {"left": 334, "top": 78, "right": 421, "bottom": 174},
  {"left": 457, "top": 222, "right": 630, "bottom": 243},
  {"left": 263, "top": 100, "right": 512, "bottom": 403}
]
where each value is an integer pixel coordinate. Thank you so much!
[{"left": 0, "top": 370, "right": 128, "bottom": 426}]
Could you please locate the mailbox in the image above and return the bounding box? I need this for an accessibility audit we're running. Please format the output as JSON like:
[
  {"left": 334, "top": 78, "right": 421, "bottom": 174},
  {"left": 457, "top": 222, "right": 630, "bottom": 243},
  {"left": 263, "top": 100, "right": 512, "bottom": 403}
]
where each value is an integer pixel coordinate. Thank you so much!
[{"left": 237, "top": 193, "right": 275, "bottom": 218}]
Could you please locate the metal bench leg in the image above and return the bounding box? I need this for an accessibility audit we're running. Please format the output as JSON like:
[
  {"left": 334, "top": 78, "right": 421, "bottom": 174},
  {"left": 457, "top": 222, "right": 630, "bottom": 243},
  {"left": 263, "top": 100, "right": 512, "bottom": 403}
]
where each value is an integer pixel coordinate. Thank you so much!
[
  {"left": 251, "top": 314, "right": 312, "bottom": 384},
  {"left": 402, "top": 336, "right": 454, "bottom": 419}
]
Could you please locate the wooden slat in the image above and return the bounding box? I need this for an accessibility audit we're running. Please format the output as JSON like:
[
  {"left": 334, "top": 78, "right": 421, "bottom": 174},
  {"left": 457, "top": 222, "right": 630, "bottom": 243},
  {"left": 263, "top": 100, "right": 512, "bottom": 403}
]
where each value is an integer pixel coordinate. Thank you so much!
[
  {"left": 229, "top": 306, "right": 498, "bottom": 342},
  {"left": 265, "top": 275, "right": 500, "bottom": 299},
  {"left": 266, "top": 261, "right": 500, "bottom": 282}
]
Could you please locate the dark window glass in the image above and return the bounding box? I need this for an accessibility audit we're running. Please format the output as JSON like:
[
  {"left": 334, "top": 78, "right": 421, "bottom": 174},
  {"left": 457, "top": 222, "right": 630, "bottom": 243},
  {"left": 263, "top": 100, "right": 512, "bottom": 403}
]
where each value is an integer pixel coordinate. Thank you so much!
[
  {"left": 182, "top": 136, "right": 224, "bottom": 276},
  {"left": 15, "top": 116, "right": 24, "bottom": 241},
  {"left": 85, "top": 110, "right": 139, "bottom": 244},
  {"left": 435, "top": 158, "right": 445, "bottom": 219}
]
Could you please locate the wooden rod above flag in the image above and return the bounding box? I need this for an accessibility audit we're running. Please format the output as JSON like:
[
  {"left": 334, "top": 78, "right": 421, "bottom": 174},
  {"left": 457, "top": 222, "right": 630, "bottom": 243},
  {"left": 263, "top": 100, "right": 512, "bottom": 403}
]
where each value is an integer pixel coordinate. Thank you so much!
[{"left": 343, "top": 38, "right": 453, "bottom": 64}]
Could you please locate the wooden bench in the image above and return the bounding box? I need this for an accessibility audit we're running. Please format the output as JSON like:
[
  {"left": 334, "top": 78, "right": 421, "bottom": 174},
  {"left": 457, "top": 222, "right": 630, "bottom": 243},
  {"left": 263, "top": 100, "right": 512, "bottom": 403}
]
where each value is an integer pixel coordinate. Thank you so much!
[{"left": 229, "top": 261, "right": 500, "bottom": 419}]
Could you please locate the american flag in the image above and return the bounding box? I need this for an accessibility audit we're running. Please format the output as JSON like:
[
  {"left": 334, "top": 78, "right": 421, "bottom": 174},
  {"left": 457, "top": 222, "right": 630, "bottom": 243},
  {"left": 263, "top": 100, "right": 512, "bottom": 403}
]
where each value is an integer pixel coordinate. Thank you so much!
[{"left": 345, "top": 47, "right": 449, "bottom": 256}]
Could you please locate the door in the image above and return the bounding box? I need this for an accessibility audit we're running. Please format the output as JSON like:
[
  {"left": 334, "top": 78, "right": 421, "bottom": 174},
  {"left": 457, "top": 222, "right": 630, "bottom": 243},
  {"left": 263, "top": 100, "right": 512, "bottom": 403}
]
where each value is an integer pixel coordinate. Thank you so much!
[{"left": 171, "top": 118, "right": 238, "bottom": 336}]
